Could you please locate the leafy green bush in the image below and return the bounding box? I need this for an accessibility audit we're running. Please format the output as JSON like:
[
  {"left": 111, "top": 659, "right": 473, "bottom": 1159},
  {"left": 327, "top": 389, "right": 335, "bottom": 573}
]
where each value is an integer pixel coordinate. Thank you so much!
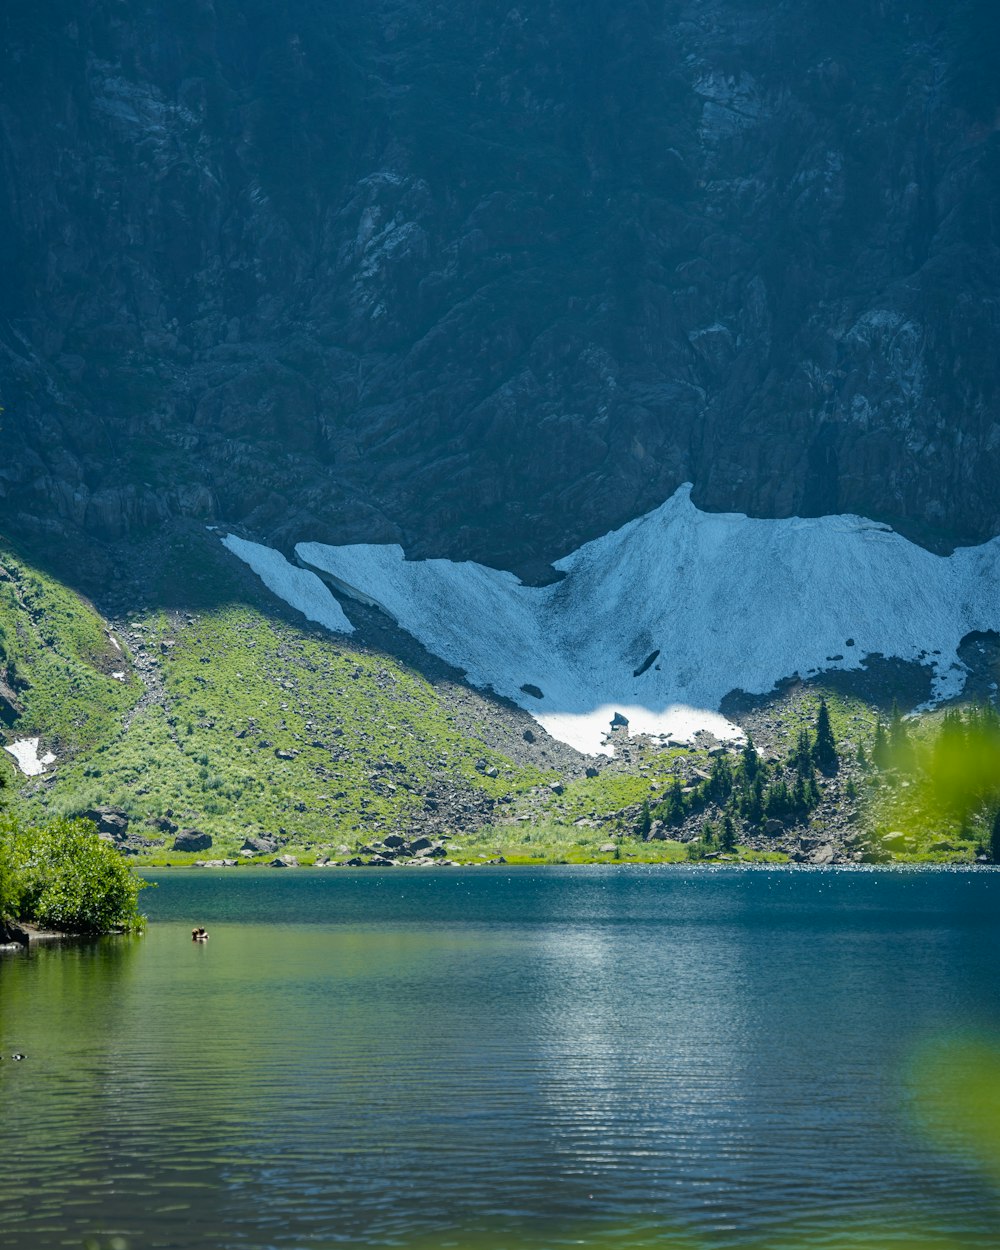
[{"left": 0, "top": 816, "right": 147, "bottom": 933}]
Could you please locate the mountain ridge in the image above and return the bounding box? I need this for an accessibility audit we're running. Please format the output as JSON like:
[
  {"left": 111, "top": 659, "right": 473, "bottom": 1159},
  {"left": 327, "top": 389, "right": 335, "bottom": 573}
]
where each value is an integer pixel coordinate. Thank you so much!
[{"left": 2, "top": 0, "right": 1000, "bottom": 587}]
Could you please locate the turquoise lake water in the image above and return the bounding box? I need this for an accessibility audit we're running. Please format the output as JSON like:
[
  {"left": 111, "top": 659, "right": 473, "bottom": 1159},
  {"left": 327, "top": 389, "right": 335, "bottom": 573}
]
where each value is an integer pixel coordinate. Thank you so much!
[{"left": 1, "top": 866, "right": 998, "bottom": 1250}]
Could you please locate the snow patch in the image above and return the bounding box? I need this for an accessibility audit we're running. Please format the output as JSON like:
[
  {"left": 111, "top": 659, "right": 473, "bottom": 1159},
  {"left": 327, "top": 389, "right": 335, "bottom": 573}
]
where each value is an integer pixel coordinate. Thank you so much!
[
  {"left": 5, "top": 738, "right": 56, "bottom": 776},
  {"left": 287, "top": 485, "right": 1000, "bottom": 756},
  {"left": 221, "top": 535, "right": 355, "bottom": 634}
]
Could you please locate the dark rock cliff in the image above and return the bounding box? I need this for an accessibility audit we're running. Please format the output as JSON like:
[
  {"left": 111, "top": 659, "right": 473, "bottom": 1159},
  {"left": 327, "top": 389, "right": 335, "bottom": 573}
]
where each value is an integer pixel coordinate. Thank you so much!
[{"left": 2, "top": 0, "right": 999, "bottom": 577}]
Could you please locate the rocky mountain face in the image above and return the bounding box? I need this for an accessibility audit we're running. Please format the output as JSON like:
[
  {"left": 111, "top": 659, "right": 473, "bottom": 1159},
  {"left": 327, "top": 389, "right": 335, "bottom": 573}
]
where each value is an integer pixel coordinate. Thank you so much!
[{"left": 2, "top": 0, "right": 999, "bottom": 581}]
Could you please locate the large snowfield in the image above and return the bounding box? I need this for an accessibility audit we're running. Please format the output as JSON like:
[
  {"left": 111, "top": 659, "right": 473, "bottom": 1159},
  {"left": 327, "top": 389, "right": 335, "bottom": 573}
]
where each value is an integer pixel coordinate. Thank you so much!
[{"left": 224, "top": 486, "right": 1000, "bottom": 755}]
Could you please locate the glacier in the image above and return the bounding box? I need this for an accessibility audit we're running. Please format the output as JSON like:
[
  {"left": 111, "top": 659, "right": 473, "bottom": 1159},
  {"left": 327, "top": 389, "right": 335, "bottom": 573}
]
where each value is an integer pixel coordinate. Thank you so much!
[{"left": 223, "top": 486, "right": 1000, "bottom": 756}]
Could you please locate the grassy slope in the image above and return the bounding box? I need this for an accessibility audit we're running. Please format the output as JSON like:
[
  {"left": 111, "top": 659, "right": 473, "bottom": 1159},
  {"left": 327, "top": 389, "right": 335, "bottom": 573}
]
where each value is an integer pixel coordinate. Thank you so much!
[
  {"left": 0, "top": 551, "right": 141, "bottom": 767},
  {"left": 3, "top": 536, "right": 552, "bottom": 855},
  {"left": 19, "top": 602, "right": 560, "bottom": 855}
]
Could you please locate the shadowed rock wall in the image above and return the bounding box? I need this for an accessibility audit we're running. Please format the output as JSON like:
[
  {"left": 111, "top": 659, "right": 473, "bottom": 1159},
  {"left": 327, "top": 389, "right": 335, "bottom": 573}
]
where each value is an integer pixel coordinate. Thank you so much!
[{"left": 2, "top": 0, "right": 999, "bottom": 576}]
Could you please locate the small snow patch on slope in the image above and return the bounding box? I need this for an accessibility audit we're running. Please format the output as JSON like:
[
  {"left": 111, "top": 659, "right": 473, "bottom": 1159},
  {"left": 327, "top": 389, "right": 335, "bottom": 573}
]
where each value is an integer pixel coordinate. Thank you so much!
[
  {"left": 221, "top": 535, "right": 355, "bottom": 635},
  {"left": 5, "top": 738, "right": 56, "bottom": 776},
  {"left": 291, "top": 485, "right": 1000, "bottom": 756}
]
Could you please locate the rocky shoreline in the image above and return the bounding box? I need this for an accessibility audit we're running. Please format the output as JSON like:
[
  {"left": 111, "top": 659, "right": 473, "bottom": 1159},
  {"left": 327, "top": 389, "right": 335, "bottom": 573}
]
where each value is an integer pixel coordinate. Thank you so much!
[
  {"left": 0, "top": 915, "right": 131, "bottom": 950},
  {"left": 0, "top": 919, "right": 104, "bottom": 951}
]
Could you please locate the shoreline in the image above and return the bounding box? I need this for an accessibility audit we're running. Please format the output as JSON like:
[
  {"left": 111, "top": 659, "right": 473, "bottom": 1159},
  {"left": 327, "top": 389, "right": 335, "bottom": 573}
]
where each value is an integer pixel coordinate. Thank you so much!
[
  {"left": 0, "top": 921, "right": 130, "bottom": 953},
  {"left": 133, "top": 859, "right": 998, "bottom": 873}
]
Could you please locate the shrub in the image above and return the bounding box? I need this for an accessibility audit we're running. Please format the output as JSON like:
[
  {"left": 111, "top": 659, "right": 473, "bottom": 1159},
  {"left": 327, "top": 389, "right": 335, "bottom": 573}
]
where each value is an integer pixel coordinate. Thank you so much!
[{"left": 0, "top": 815, "right": 147, "bottom": 933}]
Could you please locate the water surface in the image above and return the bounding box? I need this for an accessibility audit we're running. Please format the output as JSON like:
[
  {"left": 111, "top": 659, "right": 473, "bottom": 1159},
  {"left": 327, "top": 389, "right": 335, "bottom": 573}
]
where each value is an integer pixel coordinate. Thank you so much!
[{"left": 1, "top": 867, "right": 998, "bottom": 1250}]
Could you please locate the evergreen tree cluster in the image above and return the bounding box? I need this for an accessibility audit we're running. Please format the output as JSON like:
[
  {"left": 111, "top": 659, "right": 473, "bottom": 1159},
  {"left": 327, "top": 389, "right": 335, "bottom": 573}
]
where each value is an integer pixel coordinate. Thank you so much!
[
  {"left": 643, "top": 699, "right": 841, "bottom": 842},
  {"left": 872, "top": 700, "right": 914, "bottom": 770}
]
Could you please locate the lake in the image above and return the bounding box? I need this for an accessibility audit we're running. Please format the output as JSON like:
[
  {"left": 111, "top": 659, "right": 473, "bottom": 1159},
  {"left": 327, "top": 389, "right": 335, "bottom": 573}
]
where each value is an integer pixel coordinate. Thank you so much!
[{"left": 1, "top": 867, "right": 998, "bottom": 1250}]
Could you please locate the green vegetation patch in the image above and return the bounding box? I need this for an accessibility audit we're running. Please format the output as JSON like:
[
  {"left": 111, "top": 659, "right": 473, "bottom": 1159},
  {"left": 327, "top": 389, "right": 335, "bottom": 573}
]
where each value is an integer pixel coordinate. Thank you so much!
[
  {"left": 26, "top": 604, "right": 548, "bottom": 853},
  {"left": 0, "top": 549, "right": 140, "bottom": 755},
  {"left": 528, "top": 751, "right": 690, "bottom": 824},
  {"left": 452, "top": 821, "right": 690, "bottom": 865}
]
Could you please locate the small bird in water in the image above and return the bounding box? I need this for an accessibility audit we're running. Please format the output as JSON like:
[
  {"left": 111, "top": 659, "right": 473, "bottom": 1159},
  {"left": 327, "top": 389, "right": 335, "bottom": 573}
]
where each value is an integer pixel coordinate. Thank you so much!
[{"left": 11, "top": 1053, "right": 25, "bottom": 1061}]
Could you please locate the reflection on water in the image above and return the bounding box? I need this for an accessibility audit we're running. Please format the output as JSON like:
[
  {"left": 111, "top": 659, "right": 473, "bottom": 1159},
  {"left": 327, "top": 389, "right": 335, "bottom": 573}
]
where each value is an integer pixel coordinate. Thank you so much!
[{"left": 1, "top": 867, "right": 998, "bottom": 1250}]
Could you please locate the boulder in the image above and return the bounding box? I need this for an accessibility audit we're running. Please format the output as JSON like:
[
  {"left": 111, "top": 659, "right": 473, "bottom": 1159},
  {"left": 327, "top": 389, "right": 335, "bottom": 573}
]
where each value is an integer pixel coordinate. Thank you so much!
[
  {"left": 409, "top": 836, "right": 434, "bottom": 853},
  {"left": 382, "top": 834, "right": 407, "bottom": 849},
  {"left": 0, "top": 919, "right": 30, "bottom": 947},
  {"left": 148, "top": 815, "right": 178, "bottom": 835},
  {"left": 585, "top": 766, "right": 600, "bottom": 778},
  {"left": 270, "top": 854, "right": 299, "bottom": 867},
  {"left": 82, "top": 806, "right": 130, "bottom": 839},
  {"left": 172, "top": 829, "right": 212, "bottom": 852},
  {"left": 764, "top": 819, "right": 784, "bottom": 836},
  {"left": 241, "top": 835, "right": 278, "bottom": 854},
  {"left": 599, "top": 843, "right": 617, "bottom": 854}
]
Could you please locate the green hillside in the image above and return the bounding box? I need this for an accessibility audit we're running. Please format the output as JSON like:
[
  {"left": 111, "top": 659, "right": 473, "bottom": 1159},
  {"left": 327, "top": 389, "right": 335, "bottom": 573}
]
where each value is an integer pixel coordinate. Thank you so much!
[{"left": 1, "top": 538, "right": 996, "bottom": 866}]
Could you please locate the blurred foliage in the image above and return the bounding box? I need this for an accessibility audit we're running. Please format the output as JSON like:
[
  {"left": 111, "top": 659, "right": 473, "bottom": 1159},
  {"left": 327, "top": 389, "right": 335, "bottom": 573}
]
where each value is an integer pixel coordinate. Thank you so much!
[
  {"left": 872, "top": 705, "right": 1000, "bottom": 857},
  {"left": 908, "top": 1036, "right": 1000, "bottom": 1217}
]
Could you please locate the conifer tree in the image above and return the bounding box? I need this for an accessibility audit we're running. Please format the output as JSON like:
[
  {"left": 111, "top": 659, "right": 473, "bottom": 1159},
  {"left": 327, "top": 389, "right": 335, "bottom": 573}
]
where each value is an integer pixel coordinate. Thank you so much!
[
  {"left": 812, "top": 697, "right": 838, "bottom": 775},
  {"left": 872, "top": 719, "right": 890, "bottom": 769},
  {"left": 743, "top": 775, "right": 765, "bottom": 825},
  {"left": 766, "top": 779, "right": 791, "bottom": 819},
  {"left": 708, "top": 753, "right": 733, "bottom": 803},
  {"left": 639, "top": 799, "right": 652, "bottom": 839},
  {"left": 720, "top": 813, "right": 736, "bottom": 852},
  {"left": 889, "top": 699, "right": 913, "bottom": 767},
  {"left": 791, "top": 728, "right": 813, "bottom": 777},
  {"left": 741, "top": 735, "right": 759, "bottom": 782},
  {"left": 663, "top": 779, "right": 686, "bottom": 826}
]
